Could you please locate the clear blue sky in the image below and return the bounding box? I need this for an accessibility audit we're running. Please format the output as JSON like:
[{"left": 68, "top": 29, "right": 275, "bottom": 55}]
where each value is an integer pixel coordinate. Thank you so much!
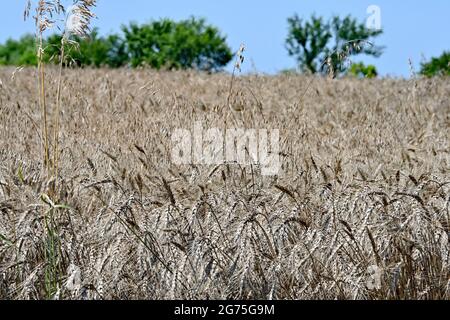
[{"left": 1, "top": 0, "right": 449, "bottom": 77}]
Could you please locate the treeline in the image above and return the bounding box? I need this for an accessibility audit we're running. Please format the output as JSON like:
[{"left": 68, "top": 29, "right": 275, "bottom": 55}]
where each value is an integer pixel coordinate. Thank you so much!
[
  {"left": 0, "top": 17, "right": 233, "bottom": 72},
  {"left": 0, "top": 15, "right": 448, "bottom": 77}
]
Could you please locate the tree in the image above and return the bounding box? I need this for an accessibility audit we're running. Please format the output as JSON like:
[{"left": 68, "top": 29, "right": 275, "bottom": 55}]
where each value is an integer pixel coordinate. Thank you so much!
[
  {"left": 349, "top": 62, "right": 378, "bottom": 78},
  {"left": 286, "top": 14, "right": 384, "bottom": 75},
  {"left": 0, "top": 30, "right": 128, "bottom": 68},
  {"left": 0, "top": 35, "right": 37, "bottom": 66},
  {"left": 286, "top": 15, "right": 331, "bottom": 74},
  {"left": 0, "top": 17, "right": 232, "bottom": 71},
  {"left": 122, "top": 17, "right": 233, "bottom": 71},
  {"left": 420, "top": 52, "right": 450, "bottom": 77},
  {"left": 45, "top": 29, "right": 128, "bottom": 68}
]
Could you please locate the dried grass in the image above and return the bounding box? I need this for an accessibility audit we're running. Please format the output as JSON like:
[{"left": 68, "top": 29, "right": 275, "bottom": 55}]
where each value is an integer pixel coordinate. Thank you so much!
[{"left": 0, "top": 67, "right": 449, "bottom": 299}]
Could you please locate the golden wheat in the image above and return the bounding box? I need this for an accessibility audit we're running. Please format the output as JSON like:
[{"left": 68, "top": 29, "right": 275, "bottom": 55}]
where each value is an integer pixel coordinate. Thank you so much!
[{"left": 0, "top": 67, "right": 448, "bottom": 299}]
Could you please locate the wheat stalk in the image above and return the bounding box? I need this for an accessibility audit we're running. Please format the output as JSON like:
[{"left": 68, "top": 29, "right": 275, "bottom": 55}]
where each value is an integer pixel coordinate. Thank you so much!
[{"left": 52, "top": 0, "right": 97, "bottom": 186}]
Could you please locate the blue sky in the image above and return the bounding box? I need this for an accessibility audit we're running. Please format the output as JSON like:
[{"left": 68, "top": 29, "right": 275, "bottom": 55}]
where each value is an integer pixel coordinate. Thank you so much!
[{"left": 1, "top": 0, "right": 449, "bottom": 77}]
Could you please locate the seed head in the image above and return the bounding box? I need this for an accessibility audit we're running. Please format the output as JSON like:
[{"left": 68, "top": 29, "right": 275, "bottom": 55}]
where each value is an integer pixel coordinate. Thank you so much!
[{"left": 65, "top": 1, "right": 96, "bottom": 38}]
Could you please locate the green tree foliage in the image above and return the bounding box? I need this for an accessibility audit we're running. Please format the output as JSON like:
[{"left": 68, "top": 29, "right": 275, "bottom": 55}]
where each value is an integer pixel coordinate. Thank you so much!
[
  {"left": 122, "top": 17, "right": 233, "bottom": 71},
  {"left": 0, "top": 30, "right": 127, "bottom": 68},
  {"left": 420, "top": 52, "right": 450, "bottom": 77},
  {"left": 286, "top": 15, "right": 331, "bottom": 74},
  {"left": 0, "top": 18, "right": 232, "bottom": 71},
  {"left": 0, "top": 35, "right": 37, "bottom": 66},
  {"left": 349, "top": 62, "right": 378, "bottom": 78},
  {"left": 286, "top": 14, "right": 384, "bottom": 75},
  {"left": 45, "top": 29, "right": 128, "bottom": 68}
]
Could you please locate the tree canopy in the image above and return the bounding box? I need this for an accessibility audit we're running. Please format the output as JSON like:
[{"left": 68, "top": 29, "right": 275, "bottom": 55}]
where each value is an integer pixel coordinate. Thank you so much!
[
  {"left": 420, "top": 52, "right": 450, "bottom": 77},
  {"left": 0, "top": 17, "right": 232, "bottom": 72},
  {"left": 122, "top": 17, "right": 233, "bottom": 71},
  {"left": 0, "top": 35, "right": 38, "bottom": 66},
  {"left": 286, "top": 14, "right": 384, "bottom": 76}
]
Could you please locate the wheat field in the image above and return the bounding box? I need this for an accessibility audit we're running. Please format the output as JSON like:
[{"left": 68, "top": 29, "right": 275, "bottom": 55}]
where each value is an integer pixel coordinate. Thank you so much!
[{"left": 0, "top": 67, "right": 449, "bottom": 299}]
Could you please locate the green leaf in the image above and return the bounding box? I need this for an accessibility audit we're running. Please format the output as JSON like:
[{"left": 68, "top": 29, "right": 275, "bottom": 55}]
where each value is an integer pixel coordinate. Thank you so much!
[{"left": 17, "top": 162, "right": 25, "bottom": 184}]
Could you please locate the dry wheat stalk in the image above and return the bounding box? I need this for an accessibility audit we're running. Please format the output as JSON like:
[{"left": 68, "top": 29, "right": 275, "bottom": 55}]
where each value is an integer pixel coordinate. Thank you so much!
[{"left": 0, "top": 66, "right": 448, "bottom": 300}]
